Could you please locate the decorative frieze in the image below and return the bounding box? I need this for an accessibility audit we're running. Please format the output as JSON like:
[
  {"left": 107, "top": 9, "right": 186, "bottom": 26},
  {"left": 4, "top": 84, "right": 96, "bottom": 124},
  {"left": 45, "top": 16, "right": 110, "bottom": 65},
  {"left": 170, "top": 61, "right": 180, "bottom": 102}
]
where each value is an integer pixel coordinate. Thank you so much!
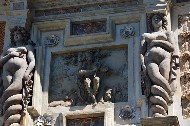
[
  {"left": 180, "top": 31, "right": 190, "bottom": 118},
  {"left": 179, "top": 14, "right": 190, "bottom": 119},
  {"left": 71, "top": 20, "right": 106, "bottom": 35},
  {"left": 35, "top": 1, "right": 137, "bottom": 17},
  {"left": 64, "top": 18, "right": 113, "bottom": 46},
  {"left": 67, "top": 116, "right": 104, "bottom": 126}
]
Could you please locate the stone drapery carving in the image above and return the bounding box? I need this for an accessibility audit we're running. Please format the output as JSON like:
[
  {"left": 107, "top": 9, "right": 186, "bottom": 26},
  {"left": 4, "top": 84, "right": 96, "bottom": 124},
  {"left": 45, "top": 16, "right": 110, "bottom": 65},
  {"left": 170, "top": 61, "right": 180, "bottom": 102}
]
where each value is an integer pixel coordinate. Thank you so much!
[
  {"left": 179, "top": 14, "right": 190, "bottom": 118},
  {"left": 140, "top": 13, "right": 179, "bottom": 117},
  {"left": 0, "top": 26, "right": 35, "bottom": 126}
]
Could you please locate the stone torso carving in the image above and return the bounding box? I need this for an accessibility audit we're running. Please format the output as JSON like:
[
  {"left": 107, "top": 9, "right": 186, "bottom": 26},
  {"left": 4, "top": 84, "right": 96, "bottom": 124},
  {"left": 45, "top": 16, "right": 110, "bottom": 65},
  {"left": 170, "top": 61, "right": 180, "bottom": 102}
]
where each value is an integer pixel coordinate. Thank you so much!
[
  {"left": 141, "top": 14, "right": 179, "bottom": 117},
  {"left": 0, "top": 26, "right": 35, "bottom": 126}
]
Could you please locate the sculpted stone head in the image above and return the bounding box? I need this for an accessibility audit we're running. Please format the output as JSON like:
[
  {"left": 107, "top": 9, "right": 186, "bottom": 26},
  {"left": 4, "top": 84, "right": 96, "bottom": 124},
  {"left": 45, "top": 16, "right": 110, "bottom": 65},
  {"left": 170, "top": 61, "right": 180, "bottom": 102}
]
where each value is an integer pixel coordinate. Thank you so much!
[
  {"left": 152, "top": 14, "right": 163, "bottom": 29},
  {"left": 148, "top": 13, "right": 168, "bottom": 32},
  {"left": 10, "top": 26, "right": 29, "bottom": 46}
]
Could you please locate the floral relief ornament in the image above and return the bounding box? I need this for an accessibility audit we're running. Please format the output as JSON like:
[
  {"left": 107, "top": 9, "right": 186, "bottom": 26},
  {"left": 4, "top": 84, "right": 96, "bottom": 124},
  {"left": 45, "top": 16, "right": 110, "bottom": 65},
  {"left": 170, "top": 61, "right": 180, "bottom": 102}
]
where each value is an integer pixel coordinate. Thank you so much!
[
  {"left": 119, "top": 105, "right": 135, "bottom": 120},
  {"left": 120, "top": 25, "right": 135, "bottom": 39},
  {"left": 45, "top": 34, "right": 60, "bottom": 47}
]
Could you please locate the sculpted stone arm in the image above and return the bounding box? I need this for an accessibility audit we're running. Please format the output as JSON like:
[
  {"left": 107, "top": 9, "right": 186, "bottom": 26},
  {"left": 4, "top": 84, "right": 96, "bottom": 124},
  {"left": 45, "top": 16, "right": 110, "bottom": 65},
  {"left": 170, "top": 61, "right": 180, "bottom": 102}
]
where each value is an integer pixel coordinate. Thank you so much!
[
  {"left": 23, "top": 45, "right": 35, "bottom": 81},
  {"left": 140, "top": 36, "right": 147, "bottom": 73},
  {"left": 0, "top": 51, "right": 21, "bottom": 68},
  {"left": 166, "top": 31, "right": 180, "bottom": 58},
  {"left": 150, "top": 40, "right": 174, "bottom": 52}
]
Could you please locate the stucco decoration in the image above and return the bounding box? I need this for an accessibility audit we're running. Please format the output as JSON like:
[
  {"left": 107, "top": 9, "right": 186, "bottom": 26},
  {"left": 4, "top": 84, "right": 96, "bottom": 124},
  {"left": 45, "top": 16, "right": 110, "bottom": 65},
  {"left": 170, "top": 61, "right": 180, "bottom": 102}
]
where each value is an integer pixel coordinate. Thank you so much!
[
  {"left": 140, "top": 13, "right": 179, "bottom": 117},
  {"left": 119, "top": 105, "right": 135, "bottom": 120},
  {"left": 44, "top": 34, "right": 60, "bottom": 47},
  {"left": 120, "top": 25, "right": 135, "bottom": 39},
  {"left": 179, "top": 14, "right": 190, "bottom": 118},
  {"left": 0, "top": 26, "right": 35, "bottom": 126}
]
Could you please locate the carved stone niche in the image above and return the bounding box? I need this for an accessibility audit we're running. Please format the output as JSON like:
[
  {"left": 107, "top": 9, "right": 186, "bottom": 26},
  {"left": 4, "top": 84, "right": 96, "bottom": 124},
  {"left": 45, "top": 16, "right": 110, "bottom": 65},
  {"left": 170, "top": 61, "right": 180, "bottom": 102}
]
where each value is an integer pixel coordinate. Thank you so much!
[
  {"left": 179, "top": 14, "right": 190, "bottom": 119},
  {"left": 48, "top": 47, "right": 128, "bottom": 107}
]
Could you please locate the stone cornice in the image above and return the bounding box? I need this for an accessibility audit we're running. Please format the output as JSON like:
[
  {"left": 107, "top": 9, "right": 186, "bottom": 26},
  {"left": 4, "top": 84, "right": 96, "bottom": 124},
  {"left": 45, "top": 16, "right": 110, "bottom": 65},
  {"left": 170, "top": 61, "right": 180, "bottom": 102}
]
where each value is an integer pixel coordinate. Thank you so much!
[
  {"left": 31, "top": 0, "right": 139, "bottom": 10},
  {"left": 32, "top": 3, "right": 144, "bottom": 22}
]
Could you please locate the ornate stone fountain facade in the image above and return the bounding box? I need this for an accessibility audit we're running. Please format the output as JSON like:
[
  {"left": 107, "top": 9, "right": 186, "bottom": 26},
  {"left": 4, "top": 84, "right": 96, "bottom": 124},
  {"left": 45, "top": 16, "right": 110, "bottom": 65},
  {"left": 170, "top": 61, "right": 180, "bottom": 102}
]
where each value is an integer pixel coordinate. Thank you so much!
[{"left": 0, "top": 0, "right": 190, "bottom": 126}]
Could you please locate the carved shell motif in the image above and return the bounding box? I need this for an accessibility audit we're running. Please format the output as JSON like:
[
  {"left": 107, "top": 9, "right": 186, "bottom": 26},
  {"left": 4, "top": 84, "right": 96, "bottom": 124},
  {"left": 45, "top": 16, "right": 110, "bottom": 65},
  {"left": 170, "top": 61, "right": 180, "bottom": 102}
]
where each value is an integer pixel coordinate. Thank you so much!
[{"left": 45, "top": 35, "right": 60, "bottom": 47}]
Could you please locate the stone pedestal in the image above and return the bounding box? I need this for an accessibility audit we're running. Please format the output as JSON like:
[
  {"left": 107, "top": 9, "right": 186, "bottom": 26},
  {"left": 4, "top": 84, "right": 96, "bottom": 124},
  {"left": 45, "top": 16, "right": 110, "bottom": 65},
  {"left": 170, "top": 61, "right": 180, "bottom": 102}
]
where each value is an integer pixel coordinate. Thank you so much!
[{"left": 141, "top": 116, "right": 179, "bottom": 126}]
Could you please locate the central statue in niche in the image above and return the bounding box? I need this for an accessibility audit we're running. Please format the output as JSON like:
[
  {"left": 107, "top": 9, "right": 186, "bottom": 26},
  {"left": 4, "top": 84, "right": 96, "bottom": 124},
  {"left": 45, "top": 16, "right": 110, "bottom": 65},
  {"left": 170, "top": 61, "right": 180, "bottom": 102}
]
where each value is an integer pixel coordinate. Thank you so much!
[{"left": 140, "top": 13, "right": 179, "bottom": 117}]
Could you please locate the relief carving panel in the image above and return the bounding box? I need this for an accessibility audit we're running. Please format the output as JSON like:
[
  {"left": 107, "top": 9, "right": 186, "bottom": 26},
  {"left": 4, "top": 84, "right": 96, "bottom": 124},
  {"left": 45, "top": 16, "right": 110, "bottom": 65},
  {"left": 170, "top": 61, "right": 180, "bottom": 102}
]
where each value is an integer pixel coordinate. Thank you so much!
[
  {"left": 49, "top": 47, "right": 128, "bottom": 106},
  {"left": 71, "top": 20, "right": 106, "bottom": 35}
]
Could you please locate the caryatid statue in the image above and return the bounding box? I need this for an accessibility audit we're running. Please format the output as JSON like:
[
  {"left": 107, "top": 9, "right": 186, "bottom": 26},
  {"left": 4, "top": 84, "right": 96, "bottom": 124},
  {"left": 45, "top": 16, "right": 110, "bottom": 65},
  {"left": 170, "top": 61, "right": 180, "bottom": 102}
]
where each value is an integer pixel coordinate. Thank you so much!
[
  {"left": 140, "top": 13, "right": 179, "bottom": 117},
  {"left": 0, "top": 26, "right": 35, "bottom": 126}
]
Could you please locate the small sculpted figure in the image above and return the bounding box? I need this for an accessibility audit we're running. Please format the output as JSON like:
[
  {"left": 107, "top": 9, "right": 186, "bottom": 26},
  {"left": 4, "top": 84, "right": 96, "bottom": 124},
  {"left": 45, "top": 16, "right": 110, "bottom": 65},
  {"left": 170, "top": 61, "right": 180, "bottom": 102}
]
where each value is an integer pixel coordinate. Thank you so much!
[
  {"left": 0, "top": 26, "right": 35, "bottom": 126},
  {"left": 140, "top": 13, "right": 179, "bottom": 117},
  {"left": 78, "top": 51, "right": 100, "bottom": 105},
  {"left": 104, "top": 88, "right": 112, "bottom": 102}
]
